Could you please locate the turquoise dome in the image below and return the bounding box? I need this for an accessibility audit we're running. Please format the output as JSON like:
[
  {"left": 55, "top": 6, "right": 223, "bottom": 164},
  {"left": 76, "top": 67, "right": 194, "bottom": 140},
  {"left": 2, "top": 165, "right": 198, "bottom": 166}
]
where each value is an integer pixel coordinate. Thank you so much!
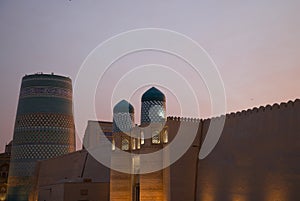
[
  {"left": 142, "top": 87, "right": 166, "bottom": 102},
  {"left": 113, "top": 100, "right": 134, "bottom": 113}
]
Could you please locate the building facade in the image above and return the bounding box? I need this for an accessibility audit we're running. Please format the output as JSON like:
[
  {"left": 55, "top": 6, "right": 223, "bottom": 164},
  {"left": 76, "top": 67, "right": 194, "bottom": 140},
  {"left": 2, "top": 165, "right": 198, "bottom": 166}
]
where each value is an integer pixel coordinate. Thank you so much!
[
  {"left": 111, "top": 87, "right": 169, "bottom": 201},
  {"left": 34, "top": 149, "right": 110, "bottom": 201},
  {"left": 83, "top": 120, "right": 113, "bottom": 150}
]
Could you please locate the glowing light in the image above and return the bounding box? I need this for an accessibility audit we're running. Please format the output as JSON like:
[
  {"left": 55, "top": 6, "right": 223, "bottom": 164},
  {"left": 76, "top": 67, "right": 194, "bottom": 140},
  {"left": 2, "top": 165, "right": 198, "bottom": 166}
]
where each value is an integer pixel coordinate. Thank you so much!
[
  {"left": 137, "top": 137, "right": 141, "bottom": 149},
  {"left": 121, "top": 138, "right": 129, "bottom": 150},
  {"left": 141, "top": 131, "right": 145, "bottom": 145},
  {"left": 112, "top": 138, "right": 115, "bottom": 151},
  {"left": 163, "top": 130, "right": 168, "bottom": 143},
  {"left": 263, "top": 175, "right": 289, "bottom": 201},
  {"left": 152, "top": 131, "right": 161, "bottom": 144},
  {"left": 159, "top": 110, "right": 164, "bottom": 118},
  {"left": 200, "top": 193, "right": 215, "bottom": 201},
  {"left": 132, "top": 138, "right": 136, "bottom": 150}
]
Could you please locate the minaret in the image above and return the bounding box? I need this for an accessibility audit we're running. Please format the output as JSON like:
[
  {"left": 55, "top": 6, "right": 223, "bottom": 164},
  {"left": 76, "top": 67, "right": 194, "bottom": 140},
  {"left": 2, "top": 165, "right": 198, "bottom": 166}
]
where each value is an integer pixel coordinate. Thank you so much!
[
  {"left": 110, "top": 100, "right": 135, "bottom": 201},
  {"left": 141, "top": 87, "right": 166, "bottom": 125},
  {"left": 7, "top": 73, "right": 75, "bottom": 201},
  {"left": 113, "top": 100, "right": 135, "bottom": 134},
  {"left": 139, "top": 87, "right": 169, "bottom": 201}
]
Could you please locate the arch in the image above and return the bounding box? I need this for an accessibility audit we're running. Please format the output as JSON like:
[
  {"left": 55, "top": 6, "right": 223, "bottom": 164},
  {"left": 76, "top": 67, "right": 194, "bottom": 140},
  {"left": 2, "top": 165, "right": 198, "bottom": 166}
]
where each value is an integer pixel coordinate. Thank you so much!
[
  {"left": 163, "top": 129, "right": 168, "bottom": 143},
  {"left": 112, "top": 138, "right": 116, "bottom": 151},
  {"left": 121, "top": 138, "right": 129, "bottom": 150},
  {"left": 131, "top": 138, "right": 136, "bottom": 150},
  {"left": 140, "top": 131, "right": 145, "bottom": 145},
  {"left": 152, "top": 130, "right": 161, "bottom": 144}
]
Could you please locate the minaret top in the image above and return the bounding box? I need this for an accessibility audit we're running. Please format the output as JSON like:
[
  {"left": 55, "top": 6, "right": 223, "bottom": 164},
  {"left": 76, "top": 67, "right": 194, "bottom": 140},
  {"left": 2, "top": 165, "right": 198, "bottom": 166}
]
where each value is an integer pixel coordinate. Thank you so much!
[
  {"left": 113, "top": 100, "right": 135, "bottom": 114},
  {"left": 142, "top": 87, "right": 166, "bottom": 102}
]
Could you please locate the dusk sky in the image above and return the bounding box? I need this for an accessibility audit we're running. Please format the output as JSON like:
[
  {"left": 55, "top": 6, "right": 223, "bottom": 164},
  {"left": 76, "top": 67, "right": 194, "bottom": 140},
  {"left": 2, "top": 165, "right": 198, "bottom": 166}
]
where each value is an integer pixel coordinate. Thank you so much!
[{"left": 1, "top": 1, "right": 300, "bottom": 151}]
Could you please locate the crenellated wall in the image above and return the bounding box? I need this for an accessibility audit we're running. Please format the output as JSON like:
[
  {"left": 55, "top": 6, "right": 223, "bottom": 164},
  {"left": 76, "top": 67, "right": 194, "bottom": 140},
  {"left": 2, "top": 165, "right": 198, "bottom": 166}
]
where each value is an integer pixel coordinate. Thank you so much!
[
  {"left": 165, "top": 118, "right": 202, "bottom": 201},
  {"left": 166, "top": 99, "right": 300, "bottom": 201},
  {"left": 197, "top": 99, "right": 300, "bottom": 201}
]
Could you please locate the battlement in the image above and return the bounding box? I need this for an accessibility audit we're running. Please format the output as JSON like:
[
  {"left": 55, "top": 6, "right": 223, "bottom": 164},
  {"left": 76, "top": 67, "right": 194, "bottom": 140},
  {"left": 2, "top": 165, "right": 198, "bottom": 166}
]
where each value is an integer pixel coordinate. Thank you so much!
[
  {"left": 225, "top": 98, "right": 300, "bottom": 119},
  {"left": 167, "top": 116, "right": 201, "bottom": 123},
  {"left": 167, "top": 99, "right": 300, "bottom": 122}
]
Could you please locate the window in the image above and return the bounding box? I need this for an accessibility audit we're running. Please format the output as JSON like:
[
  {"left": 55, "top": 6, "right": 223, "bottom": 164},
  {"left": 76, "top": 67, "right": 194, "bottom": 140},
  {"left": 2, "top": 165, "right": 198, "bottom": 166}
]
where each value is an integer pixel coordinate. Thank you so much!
[
  {"left": 135, "top": 184, "right": 140, "bottom": 201},
  {"left": 163, "top": 130, "right": 168, "bottom": 143},
  {"left": 121, "top": 138, "right": 129, "bottom": 150},
  {"left": 132, "top": 138, "right": 136, "bottom": 150},
  {"left": 112, "top": 138, "right": 115, "bottom": 151},
  {"left": 137, "top": 137, "right": 141, "bottom": 149},
  {"left": 152, "top": 131, "right": 160, "bottom": 144},
  {"left": 140, "top": 131, "right": 145, "bottom": 145}
]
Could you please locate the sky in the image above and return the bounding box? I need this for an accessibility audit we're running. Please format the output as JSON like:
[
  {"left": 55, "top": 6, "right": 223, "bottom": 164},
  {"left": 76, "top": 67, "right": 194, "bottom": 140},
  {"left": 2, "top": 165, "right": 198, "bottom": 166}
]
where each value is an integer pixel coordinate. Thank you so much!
[{"left": 0, "top": 0, "right": 300, "bottom": 152}]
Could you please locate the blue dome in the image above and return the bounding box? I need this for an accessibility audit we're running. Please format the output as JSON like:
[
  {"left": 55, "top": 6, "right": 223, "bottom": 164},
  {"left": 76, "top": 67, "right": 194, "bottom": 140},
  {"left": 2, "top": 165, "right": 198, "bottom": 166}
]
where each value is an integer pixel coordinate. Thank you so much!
[
  {"left": 113, "top": 100, "right": 134, "bottom": 113},
  {"left": 142, "top": 87, "right": 166, "bottom": 102}
]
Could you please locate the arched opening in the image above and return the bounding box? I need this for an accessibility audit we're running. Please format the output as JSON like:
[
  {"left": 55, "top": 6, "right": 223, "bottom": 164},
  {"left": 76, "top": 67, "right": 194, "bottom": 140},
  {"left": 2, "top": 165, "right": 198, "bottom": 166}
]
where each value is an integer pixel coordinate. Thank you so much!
[
  {"left": 132, "top": 138, "right": 136, "bottom": 150},
  {"left": 163, "top": 130, "right": 168, "bottom": 143},
  {"left": 152, "top": 130, "right": 160, "bottom": 144},
  {"left": 121, "top": 138, "right": 130, "bottom": 150},
  {"left": 112, "top": 138, "right": 116, "bottom": 151},
  {"left": 140, "top": 131, "right": 145, "bottom": 145}
]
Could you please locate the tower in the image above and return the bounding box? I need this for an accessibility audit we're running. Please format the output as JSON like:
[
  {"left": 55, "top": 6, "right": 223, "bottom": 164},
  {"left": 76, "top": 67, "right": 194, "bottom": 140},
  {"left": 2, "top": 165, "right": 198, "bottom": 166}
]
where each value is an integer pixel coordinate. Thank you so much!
[
  {"left": 7, "top": 73, "right": 76, "bottom": 201},
  {"left": 113, "top": 100, "right": 135, "bottom": 134},
  {"left": 141, "top": 87, "right": 166, "bottom": 125},
  {"left": 110, "top": 100, "right": 135, "bottom": 201},
  {"left": 110, "top": 88, "right": 169, "bottom": 201},
  {"left": 139, "top": 87, "right": 169, "bottom": 201}
]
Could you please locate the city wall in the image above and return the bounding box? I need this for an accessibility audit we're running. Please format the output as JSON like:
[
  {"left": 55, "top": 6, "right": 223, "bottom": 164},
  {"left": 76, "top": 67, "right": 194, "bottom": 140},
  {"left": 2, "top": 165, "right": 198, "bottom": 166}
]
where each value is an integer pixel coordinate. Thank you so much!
[{"left": 168, "top": 99, "right": 300, "bottom": 201}]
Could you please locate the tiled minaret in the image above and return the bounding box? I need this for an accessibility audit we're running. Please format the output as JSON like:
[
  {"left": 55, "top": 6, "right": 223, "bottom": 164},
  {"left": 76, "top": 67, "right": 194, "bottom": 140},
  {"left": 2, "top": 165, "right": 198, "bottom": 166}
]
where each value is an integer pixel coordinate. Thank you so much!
[
  {"left": 140, "top": 87, "right": 166, "bottom": 125},
  {"left": 112, "top": 100, "right": 135, "bottom": 134},
  {"left": 111, "top": 100, "right": 135, "bottom": 201},
  {"left": 7, "top": 73, "right": 75, "bottom": 201}
]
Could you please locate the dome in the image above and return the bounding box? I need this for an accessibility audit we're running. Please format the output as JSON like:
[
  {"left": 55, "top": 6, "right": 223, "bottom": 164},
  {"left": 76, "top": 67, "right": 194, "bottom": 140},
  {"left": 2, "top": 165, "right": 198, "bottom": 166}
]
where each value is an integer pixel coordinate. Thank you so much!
[
  {"left": 142, "top": 87, "right": 166, "bottom": 102},
  {"left": 113, "top": 100, "right": 134, "bottom": 113}
]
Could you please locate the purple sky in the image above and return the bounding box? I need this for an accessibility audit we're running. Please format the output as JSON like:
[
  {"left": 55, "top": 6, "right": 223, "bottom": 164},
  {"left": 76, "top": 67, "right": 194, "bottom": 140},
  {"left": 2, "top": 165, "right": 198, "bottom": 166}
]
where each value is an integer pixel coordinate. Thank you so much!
[{"left": 0, "top": 1, "right": 300, "bottom": 152}]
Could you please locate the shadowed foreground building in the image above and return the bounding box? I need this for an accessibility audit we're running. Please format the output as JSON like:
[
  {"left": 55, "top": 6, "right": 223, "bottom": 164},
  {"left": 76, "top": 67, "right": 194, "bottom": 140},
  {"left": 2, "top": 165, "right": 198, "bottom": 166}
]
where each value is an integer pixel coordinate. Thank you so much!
[
  {"left": 7, "top": 73, "right": 76, "bottom": 201},
  {"left": 0, "top": 142, "right": 12, "bottom": 201},
  {"left": 34, "top": 149, "right": 110, "bottom": 201},
  {"left": 31, "top": 86, "right": 300, "bottom": 201}
]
